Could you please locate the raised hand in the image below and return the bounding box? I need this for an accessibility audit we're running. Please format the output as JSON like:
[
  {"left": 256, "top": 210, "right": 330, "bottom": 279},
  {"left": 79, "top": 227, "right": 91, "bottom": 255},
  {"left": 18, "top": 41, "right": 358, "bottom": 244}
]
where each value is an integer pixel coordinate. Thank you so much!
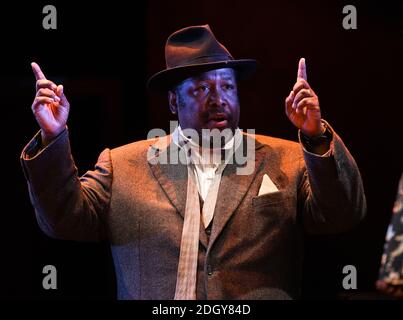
[
  {"left": 285, "top": 58, "right": 324, "bottom": 137},
  {"left": 31, "top": 62, "right": 70, "bottom": 145}
]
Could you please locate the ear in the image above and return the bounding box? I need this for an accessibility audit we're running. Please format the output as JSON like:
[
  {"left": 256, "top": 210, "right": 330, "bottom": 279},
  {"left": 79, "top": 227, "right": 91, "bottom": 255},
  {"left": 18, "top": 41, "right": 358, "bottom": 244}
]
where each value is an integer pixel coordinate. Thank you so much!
[{"left": 168, "top": 91, "right": 178, "bottom": 115}]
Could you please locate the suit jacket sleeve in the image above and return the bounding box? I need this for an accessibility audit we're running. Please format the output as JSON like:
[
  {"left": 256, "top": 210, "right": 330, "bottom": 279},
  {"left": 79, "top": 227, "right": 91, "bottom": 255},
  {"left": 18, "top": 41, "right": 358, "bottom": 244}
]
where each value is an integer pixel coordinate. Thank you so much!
[
  {"left": 297, "top": 121, "right": 367, "bottom": 234},
  {"left": 20, "top": 128, "right": 112, "bottom": 242}
]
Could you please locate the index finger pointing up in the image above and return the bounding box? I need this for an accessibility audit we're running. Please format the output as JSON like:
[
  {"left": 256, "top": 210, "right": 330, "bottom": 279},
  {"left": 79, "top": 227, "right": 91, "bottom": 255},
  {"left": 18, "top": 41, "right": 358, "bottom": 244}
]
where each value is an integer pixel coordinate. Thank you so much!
[
  {"left": 297, "top": 58, "right": 307, "bottom": 81},
  {"left": 31, "top": 62, "right": 46, "bottom": 80}
]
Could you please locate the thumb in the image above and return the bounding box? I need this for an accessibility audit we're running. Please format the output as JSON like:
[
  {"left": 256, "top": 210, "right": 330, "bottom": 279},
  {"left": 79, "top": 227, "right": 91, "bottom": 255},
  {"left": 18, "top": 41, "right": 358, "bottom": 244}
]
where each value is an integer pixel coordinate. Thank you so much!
[
  {"left": 56, "top": 85, "right": 69, "bottom": 107},
  {"left": 297, "top": 57, "right": 307, "bottom": 81}
]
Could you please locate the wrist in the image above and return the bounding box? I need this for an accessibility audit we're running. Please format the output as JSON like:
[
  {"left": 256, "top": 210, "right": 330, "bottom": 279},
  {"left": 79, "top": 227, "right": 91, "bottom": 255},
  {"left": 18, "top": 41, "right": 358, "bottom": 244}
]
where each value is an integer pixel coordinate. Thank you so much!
[
  {"left": 301, "top": 123, "right": 326, "bottom": 139},
  {"left": 300, "top": 121, "right": 332, "bottom": 154}
]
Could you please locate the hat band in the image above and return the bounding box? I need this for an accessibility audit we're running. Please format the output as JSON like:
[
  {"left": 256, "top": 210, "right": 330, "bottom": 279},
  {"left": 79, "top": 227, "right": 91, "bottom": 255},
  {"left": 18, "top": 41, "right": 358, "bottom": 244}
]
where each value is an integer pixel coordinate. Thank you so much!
[{"left": 168, "top": 54, "right": 234, "bottom": 68}]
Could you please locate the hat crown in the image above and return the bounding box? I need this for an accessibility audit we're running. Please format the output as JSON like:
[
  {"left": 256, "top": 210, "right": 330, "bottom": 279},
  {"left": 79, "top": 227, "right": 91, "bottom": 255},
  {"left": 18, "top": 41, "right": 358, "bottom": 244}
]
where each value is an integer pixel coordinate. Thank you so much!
[
  {"left": 165, "top": 25, "right": 233, "bottom": 68},
  {"left": 147, "top": 24, "right": 257, "bottom": 93}
]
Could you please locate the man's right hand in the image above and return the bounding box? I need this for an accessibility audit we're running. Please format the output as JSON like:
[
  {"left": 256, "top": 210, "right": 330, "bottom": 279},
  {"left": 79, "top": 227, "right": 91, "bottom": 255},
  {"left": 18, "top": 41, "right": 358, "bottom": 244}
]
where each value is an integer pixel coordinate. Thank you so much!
[{"left": 31, "top": 62, "right": 70, "bottom": 146}]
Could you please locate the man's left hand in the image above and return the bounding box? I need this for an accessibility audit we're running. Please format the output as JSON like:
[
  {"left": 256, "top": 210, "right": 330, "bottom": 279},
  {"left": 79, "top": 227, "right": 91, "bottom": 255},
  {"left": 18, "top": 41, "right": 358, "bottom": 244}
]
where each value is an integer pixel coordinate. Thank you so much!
[{"left": 285, "top": 58, "right": 324, "bottom": 137}]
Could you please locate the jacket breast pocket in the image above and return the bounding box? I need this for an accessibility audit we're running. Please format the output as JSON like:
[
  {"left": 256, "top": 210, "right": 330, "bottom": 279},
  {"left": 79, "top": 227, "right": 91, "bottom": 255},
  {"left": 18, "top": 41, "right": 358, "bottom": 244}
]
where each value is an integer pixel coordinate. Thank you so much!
[
  {"left": 252, "top": 191, "right": 290, "bottom": 208},
  {"left": 248, "top": 191, "right": 295, "bottom": 243}
]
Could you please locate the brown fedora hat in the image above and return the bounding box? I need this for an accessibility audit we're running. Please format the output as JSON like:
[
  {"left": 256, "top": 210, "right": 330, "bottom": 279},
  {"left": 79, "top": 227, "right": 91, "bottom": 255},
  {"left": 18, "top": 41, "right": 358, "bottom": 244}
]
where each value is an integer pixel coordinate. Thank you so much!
[{"left": 147, "top": 25, "right": 257, "bottom": 93}]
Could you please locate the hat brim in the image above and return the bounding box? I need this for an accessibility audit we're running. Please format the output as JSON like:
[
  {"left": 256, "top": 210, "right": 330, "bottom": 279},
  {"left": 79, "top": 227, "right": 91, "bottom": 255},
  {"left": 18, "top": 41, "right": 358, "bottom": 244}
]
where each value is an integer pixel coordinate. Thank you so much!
[{"left": 147, "top": 59, "right": 258, "bottom": 93}]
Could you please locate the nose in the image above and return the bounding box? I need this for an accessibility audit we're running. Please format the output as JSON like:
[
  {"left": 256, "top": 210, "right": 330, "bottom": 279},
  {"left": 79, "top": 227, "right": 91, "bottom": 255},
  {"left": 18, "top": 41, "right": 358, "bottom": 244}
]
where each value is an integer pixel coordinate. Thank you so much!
[{"left": 208, "top": 86, "right": 226, "bottom": 109}]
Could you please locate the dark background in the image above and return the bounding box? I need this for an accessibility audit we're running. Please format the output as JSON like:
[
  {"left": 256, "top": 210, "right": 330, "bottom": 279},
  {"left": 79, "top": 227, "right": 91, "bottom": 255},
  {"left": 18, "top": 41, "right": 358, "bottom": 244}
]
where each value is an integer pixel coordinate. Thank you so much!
[{"left": 0, "top": 0, "right": 402, "bottom": 299}]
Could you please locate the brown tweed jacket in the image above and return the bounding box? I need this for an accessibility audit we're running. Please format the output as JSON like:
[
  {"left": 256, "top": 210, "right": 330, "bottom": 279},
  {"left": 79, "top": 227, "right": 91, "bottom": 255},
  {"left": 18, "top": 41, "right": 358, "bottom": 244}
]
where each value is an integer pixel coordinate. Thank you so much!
[{"left": 20, "top": 123, "right": 366, "bottom": 299}]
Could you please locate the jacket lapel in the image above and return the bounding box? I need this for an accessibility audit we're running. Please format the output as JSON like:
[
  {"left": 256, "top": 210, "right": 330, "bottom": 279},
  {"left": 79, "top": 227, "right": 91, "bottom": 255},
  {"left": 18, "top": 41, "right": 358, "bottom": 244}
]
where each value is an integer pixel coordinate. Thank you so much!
[
  {"left": 207, "top": 134, "right": 266, "bottom": 251},
  {"left": 148, "top": 135, "right": 209, "bottom": 249}
]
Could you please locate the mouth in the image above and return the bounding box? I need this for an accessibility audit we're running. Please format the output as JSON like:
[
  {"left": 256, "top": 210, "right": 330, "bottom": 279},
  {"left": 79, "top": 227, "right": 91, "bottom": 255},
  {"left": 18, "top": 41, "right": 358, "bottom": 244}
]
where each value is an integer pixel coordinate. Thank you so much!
[{"left": 207, "top": 113, "right": 229, "bottom": 128}]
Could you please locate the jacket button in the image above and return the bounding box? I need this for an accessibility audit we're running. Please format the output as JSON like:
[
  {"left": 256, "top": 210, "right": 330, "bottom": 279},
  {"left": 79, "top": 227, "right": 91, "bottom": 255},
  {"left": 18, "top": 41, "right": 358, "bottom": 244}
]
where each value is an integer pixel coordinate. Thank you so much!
[
  {"left": 205, "top": 228, "right": 211, "bottom": 235},
  {"left": 207, "top": 265, "right": 213, "bottom": 276}
]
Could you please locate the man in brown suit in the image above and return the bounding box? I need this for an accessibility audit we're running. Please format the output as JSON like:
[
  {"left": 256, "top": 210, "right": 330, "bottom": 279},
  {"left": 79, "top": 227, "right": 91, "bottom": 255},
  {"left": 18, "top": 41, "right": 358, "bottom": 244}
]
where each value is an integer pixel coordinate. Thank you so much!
[{"left": 21, "top": 25, "right": 366, "bottom": 299}]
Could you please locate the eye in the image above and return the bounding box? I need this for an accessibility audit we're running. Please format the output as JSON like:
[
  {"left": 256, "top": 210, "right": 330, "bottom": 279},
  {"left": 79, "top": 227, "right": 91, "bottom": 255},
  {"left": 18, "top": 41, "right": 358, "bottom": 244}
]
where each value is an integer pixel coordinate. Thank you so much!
[
  {"left": 223, "top": 84, "right": 235, "bottom": 90},
  {"left": 194, "top": 85, "right": 209, "bottom": 95}
]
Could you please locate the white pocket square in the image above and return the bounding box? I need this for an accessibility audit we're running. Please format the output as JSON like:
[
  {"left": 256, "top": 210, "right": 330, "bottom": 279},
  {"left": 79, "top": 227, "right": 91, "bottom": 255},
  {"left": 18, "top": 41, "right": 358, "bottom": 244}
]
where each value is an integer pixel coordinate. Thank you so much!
[{"left": 258, "top": 174, "right": 279, "bottom": 196}]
